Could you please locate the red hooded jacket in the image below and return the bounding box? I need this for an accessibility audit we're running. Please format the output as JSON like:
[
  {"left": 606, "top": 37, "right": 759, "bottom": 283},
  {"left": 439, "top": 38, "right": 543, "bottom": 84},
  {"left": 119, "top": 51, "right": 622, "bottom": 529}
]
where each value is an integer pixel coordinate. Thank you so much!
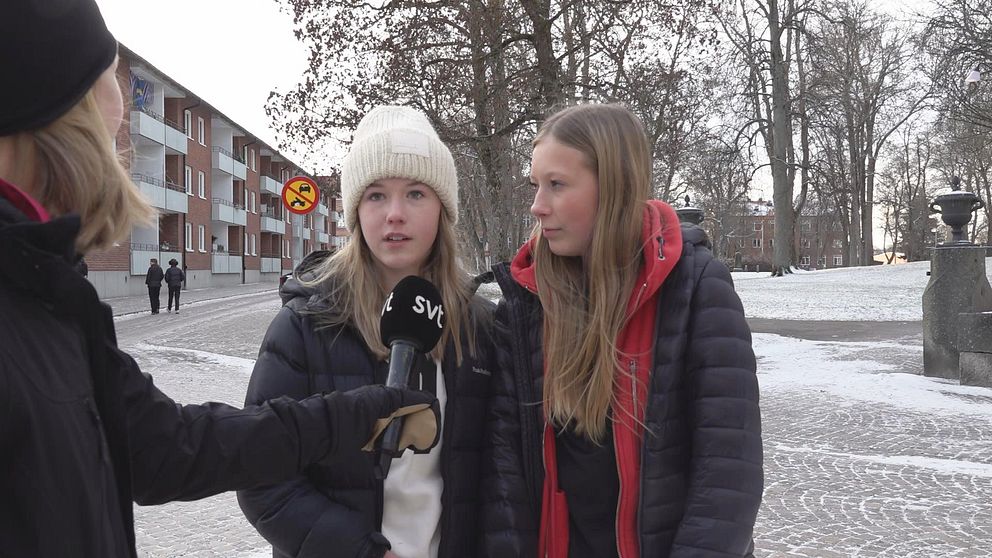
[{"left": 509, "top": 200, "right": 683, "bottom": 558}]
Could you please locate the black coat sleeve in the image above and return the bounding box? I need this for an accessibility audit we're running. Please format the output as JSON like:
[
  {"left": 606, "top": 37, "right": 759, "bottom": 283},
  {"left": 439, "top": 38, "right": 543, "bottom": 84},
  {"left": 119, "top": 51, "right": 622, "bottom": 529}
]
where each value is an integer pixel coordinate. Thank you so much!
[
  {"left": 671, "top": 255, "right": 763, "bottom": 557},
  {"left": 236, "top": 306, "right": 382, "bottom": 558},
  {"left": 480, "top": 298, "right": 539, "bottom": 557}
]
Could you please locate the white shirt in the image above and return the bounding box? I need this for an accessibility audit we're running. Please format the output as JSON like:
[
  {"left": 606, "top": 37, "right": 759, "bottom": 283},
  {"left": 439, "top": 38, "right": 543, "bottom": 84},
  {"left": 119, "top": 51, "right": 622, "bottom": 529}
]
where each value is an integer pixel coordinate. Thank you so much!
[{"left": 381, "top": 359, "right": 446, "bottom": 558}]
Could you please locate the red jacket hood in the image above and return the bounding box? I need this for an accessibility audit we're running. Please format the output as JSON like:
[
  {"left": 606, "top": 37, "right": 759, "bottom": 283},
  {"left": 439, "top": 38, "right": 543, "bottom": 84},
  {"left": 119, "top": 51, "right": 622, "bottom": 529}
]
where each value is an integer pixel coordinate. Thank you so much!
[{"left": 510, "top": 199, "right": 683, "bottom": 313}]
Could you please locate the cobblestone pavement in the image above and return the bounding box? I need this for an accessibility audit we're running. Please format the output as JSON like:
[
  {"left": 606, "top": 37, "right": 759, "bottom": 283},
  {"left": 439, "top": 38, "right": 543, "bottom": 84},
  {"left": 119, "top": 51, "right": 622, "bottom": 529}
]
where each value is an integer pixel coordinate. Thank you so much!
[
  {"left": 754, "top": 335, "right": 992, "bottom": 557},
  {"left": 112, "top": 290, "right": 992, "bottom": 557}
]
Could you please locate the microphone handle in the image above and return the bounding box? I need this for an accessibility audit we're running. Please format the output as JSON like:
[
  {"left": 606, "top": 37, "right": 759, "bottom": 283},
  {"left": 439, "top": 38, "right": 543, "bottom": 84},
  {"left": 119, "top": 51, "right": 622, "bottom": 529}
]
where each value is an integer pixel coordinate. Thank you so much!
[{"left": 375, "top": 340, "right": 419, "bottom": 480}]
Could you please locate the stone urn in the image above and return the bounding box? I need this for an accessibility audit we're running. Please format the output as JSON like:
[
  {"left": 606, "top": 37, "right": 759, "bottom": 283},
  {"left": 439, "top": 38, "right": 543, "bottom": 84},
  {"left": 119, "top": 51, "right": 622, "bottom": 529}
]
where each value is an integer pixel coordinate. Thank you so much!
[
  {"left": 930, "top": 176, "right": 984, "bottom": 245},
  {"left": 675, "top": 195, "right": 704, "bottom": 225}
]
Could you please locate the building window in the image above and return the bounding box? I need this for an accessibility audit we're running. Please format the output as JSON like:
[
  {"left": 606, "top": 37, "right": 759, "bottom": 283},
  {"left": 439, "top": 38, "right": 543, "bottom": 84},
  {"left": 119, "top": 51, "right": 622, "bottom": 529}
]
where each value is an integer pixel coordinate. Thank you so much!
[
  {"left": 244, "top": 233, "right": 249, "bottom": 255},
  {"left": 184, "top": 110, "right": 192, "bottom": 138},
  {"left": 768, "top": 239, "right": 774, "bottom": 247},
  {"left": 185, "top": 223, "right": 192, "bottom": 251},
  {"left": 198, "top": 225, "right": 206, "bottom": 252},
  {"left": 753, "top": 223, "right": 762, "bottom": 231},
  {"left": 251, "top": 234, "right": 257, "bottom": 256},
  {"left": 250, "top": 149, "right": 256, "bottom": 171},
  {"left": 184, "top": 165, "right": 192, "bottom": 195},
  {"left": 801, "top": 238, "right": 811, "bottom": 248},
  {"left": 197, "top": 117, "right": 205, "bottom": 145},
  {"left": 800, "top": 255, "right": 810, "bottom": 266},
  {"left": 752, "top": 238, "right": 760, "bottom": 248},
  {"left": 251, "top": 192, "right": 257, "bottom": 213},
  {"left": 198, "top": 171, "right": 205, "bottom": 199},
  {"left": 285, "top": 239, "right": 290, "bottom": 257},
  {"left": 801, "top": 221, "right": 811, "bottom": 231},
  {"left": 833, "top": 239, "right": 843, "bottom": 249},
  {"left": 833, "top": 256, "right": 843, "bottom": 267},
  {"left": 244, "top": 187, "right": 249, "bottom": 210},
  {"left": 737, "top": 239, "right": 744, "bottom": 248}
]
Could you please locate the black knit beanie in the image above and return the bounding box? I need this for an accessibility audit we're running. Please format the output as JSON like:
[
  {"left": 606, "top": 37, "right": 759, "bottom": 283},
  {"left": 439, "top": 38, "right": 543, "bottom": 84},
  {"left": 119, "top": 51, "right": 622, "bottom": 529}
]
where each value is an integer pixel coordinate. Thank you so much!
[{"left": 0, "top": 0, "right": 118, "bottom": 136}]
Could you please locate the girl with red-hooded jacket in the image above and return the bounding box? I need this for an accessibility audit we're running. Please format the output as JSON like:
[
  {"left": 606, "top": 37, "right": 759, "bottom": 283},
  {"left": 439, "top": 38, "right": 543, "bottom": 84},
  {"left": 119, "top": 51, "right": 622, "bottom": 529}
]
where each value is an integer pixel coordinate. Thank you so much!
[{"left": 481, "top": 104, "right": 763, "bottom": 557}]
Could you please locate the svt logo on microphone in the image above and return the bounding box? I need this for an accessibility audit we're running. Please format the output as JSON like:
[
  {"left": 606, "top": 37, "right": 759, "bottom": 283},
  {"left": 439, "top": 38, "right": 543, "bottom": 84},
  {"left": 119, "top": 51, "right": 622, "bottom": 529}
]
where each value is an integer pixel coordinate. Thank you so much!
[
  {"left": 412, "top": 295, "right": 444, "bottom": 329},
  {"left": 380, "top": 291, "right": 444, "bottom": 329}
]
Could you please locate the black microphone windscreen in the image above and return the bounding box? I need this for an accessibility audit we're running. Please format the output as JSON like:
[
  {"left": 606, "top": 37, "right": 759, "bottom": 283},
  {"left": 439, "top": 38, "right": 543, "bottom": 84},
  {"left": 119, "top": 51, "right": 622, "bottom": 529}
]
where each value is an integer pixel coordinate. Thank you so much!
[{"left": 379, "top": 275, "right": 445, "bottom": 351}]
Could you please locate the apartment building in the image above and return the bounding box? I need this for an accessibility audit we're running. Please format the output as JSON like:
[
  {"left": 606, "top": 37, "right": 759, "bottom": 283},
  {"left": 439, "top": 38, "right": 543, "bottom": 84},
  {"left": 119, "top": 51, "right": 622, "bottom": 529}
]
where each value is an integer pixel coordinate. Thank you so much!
[
  {"left": 86, "top": 44, "right": 337, "bottom": 298},
  {"left": 731, "top": 199, "right": 847, "bottom": 271}
]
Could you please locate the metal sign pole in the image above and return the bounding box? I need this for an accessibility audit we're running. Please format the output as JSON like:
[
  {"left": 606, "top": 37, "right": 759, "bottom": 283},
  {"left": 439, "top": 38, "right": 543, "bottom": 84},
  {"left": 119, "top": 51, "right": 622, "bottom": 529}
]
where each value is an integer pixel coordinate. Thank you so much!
[{"left": 293, "top": 213, "right": 303, "bottom": 267}]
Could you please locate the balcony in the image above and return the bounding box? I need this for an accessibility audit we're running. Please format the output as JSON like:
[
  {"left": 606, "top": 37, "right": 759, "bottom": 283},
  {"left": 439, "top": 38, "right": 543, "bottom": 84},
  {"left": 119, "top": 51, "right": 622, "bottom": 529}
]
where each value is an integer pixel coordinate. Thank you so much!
[
  {"left": 211, "top": 250, "right": 242, "bottom": 274},
  {"left": 261, "top": 213, "right": 284, "bottom": 234},
  {"left": 130, "top": 108, "right": 165, "bottom": 145},
  {"left": 261, "top": 175, "right": 282, "bottom": 195},
  {"left": 260, "top": 256, "right": 281, "bottom": 273},
  {"left": 318, "top": 204, "right": 329, "bottom": 216},
  {"left": 302, "top": 228, "right": 311, "bottom": 240},
  {"left": 211, "top": 146, "right": 239, "bottom": 177},
  {"left": 133, "top": 173, "right": 188, "bottom": 214},
  {"left": 318, "top": 231, "right": 329, "bottom": 243},
  {"left": 211, "top": 198, "right": 247, "bottom": 226},
  {"left": 164, "top": 116, "right": 187, "bottom": 155}
]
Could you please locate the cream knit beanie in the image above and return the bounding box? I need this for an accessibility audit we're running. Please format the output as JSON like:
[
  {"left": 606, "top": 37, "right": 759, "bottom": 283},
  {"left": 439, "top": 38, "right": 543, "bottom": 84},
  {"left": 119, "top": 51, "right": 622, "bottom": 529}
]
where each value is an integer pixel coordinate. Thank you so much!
[{"left": 340, "top": 106, "right": 458, "bottom": 231}]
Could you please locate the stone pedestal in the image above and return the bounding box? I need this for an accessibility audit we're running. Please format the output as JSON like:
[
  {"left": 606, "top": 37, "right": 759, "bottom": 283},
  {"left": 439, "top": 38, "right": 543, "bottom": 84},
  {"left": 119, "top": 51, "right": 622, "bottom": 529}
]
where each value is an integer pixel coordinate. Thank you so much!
[
  {"left": 957, "top": 312, "right": 992, "bottom": 387},
  {"left": 922, "top": 246, "right": 992, "bottom": 379}
]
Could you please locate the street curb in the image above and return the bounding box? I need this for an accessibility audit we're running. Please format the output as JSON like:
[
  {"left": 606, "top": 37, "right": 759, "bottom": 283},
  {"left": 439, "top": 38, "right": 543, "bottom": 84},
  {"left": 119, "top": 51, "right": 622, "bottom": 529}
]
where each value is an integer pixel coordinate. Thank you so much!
[{"left": 109, "top": 287, "right": 278, "bottom": 319}]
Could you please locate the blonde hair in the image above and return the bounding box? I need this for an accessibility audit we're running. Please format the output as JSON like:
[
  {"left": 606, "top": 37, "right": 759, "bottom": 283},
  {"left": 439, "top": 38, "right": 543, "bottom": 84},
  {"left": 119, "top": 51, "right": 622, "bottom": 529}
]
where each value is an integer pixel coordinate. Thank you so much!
[
  {"left": 0, "top": 89, "right": 153, "bottom": 254},
  {"left": 533, "top": 104, "right": 652, "bottom": 443},
  {"left": 305, "top": 209, "right": 476, "bottom": 364}
]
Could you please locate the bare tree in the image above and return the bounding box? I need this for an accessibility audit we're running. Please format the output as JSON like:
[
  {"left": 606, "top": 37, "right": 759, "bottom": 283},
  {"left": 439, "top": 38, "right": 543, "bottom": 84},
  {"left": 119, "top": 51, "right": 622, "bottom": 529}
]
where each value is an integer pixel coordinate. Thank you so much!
[
  {"left": 806, "top": 1, "right": 933, "bottom": 265},
  {"left": 267, "top": 0, "right": 720, "bottom": 268}
]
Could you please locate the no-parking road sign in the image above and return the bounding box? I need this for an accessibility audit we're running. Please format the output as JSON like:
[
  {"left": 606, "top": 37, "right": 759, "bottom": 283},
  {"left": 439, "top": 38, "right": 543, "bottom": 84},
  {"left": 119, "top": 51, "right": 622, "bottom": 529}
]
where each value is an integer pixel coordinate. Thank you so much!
[{"left": 282, "top": 176, "right": 320, "bottom": 215}]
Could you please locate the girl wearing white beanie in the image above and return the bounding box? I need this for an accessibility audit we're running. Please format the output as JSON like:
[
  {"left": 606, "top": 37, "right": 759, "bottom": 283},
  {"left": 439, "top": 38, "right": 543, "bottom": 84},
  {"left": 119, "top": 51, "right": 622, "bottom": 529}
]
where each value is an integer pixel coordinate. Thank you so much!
[{"left": 240, "top": 105, "right": 494, "bottom": 558}]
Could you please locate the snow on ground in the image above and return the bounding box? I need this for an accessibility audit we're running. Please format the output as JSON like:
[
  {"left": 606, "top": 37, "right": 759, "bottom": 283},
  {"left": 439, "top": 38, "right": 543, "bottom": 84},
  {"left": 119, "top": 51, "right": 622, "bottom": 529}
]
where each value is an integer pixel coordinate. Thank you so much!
[
  {"left": 755, "top": 333, "right": 992, "bottom": 417},
  {"left": 734, "top": 258, "right": 992, "bottom": 321},
  {"left": 480, "top": 257, "right": 992, "bottom": 321}
]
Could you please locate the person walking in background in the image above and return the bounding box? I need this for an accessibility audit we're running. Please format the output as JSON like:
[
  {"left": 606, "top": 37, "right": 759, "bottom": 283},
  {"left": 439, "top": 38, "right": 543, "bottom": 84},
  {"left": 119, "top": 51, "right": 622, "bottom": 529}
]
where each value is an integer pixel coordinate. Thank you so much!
[
  {"left": 0, "top": 2, "right": 440, "bottom": 556},
  {"left": 238, "top": 105, "right": 495, "bottom": 558},
  {"left": 482, "top": 104, "right": 763, "bottom": 557},
  {"left": 146, "top": 257, "right": 164, "bottom": 314},
  {"left": 165, "top": 258, "right": 184, "bottom": 313}
]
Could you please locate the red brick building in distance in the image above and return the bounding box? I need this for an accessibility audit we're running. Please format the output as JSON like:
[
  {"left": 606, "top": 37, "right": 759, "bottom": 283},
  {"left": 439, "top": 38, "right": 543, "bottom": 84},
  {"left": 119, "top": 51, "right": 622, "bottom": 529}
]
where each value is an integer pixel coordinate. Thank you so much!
[
  {"left": 723, "top": 199, "right": 847, "bottom": 272},
  {"left": 86, "top": 44, "right": 342, "bottom": 298}
]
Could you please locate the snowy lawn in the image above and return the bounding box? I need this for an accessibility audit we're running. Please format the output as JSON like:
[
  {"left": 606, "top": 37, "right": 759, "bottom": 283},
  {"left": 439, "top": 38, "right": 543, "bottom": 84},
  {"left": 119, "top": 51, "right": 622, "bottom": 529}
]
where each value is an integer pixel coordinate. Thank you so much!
[{"left": 734, "top": 258, "right": 992, "bottom": 321}]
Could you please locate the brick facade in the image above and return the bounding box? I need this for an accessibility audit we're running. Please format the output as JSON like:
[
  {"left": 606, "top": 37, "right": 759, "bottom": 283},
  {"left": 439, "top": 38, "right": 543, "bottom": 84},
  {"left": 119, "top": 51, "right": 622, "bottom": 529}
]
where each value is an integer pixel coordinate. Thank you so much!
[{"left": 84, "top": 44, "right": 333, "bottom": 298}]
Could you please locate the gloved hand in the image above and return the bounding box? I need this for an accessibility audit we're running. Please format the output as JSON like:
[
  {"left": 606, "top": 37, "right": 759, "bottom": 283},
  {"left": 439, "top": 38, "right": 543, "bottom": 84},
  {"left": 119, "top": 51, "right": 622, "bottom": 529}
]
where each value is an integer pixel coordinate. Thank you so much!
[{"left": 321, "top": 384, "right": 439, "bottom": 460}]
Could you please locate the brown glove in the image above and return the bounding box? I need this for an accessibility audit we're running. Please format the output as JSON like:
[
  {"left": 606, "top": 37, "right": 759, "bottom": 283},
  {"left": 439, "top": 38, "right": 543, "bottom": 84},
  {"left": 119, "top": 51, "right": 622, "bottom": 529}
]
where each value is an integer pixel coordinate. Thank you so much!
[{"left": 362, "top": 400, "right": 440, "bottom": 453}]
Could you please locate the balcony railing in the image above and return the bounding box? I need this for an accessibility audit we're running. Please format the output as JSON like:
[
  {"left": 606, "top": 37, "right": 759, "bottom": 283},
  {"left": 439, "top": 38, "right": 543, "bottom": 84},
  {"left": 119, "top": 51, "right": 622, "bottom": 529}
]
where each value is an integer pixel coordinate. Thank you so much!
[
  {"left": 132, "top": 173, "right": 163, "bottom": 187},
  {"left": 136, "top": 104, "right": 164, "bottom": 122},
  {"left": 211, "top": 197, "right": 244, "bottom": 210},
  {"left": 212, "top": 145, "right": 235, "bottom": 159}
]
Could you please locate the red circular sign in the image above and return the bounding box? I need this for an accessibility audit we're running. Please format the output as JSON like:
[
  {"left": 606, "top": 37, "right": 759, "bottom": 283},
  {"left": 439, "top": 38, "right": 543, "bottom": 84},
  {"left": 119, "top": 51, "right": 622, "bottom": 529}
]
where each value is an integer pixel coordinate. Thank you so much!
[{"left": 282, "top": 176, "right": 320, "bottom": 215}]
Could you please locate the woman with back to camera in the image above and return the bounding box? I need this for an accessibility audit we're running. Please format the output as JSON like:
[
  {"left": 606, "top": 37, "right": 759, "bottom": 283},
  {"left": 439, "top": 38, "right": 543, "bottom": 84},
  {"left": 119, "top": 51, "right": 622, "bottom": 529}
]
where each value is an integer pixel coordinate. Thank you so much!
[
  {"left": 0, "top": 2, "right": 438, "bottom": 556},
  {"left": 238, "top": 106, "right": 494, "bottom": 558},
  {"left": 482, "top": 103, "right": 763, "bottom": 557}
]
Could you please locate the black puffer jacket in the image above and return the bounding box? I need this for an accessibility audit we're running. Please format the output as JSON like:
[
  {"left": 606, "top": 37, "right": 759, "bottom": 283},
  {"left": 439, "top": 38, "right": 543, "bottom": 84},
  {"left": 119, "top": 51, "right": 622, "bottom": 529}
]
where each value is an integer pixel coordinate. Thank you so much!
[
  {"left": 481, "top": 225, "right": 763, "bottom": 557},
  {"left": 238, "top": 254, "right": 495, "bottom": 558},
  {"left": 0, "top": 197, "right": 402, "bottom": 558}
]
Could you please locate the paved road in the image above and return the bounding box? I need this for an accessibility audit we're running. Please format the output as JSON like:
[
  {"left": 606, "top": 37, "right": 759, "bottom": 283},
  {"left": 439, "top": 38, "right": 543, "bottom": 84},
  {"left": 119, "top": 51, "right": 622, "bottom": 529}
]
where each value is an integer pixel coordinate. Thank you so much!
[
  {"left": 110, "top": 287, "right": 991, "bottom": 557},
  {"left": 118, "top": 291, "right": 279, "bottom": 558},
  {"left": 748, "top": 318, "right": 922, "bottom": 343}
]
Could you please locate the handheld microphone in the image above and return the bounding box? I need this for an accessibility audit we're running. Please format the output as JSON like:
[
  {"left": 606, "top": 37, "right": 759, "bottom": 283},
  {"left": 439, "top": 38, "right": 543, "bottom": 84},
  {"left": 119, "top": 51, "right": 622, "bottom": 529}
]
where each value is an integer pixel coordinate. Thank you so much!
[{"left": 374, "top": 275, "right": 445, "bottom": 479}]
